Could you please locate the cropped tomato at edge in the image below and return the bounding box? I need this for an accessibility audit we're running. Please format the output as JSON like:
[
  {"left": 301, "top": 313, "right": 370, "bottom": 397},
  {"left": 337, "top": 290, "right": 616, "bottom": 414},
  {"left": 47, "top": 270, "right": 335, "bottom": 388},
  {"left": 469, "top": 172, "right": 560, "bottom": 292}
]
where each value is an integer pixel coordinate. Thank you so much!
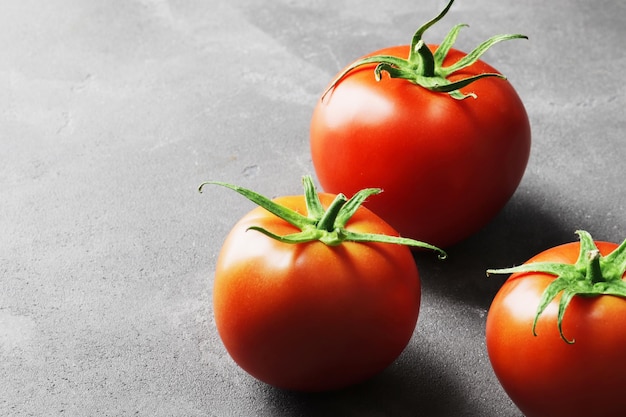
[{"left": 486, "top": 233, "right": 626, "bottom": 417}]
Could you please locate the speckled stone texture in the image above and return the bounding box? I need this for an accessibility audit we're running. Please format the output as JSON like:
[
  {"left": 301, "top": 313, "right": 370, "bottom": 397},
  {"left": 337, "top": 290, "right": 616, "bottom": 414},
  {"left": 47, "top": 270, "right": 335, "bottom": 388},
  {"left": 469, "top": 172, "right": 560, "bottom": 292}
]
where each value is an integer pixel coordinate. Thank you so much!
[{"left": 1, "top": 0, "right": 624, "bottom": 416}]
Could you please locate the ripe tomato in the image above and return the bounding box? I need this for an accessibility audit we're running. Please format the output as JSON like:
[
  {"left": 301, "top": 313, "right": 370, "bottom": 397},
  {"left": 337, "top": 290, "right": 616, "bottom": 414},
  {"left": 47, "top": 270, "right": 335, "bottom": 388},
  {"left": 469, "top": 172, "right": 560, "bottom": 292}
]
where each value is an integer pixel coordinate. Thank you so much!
[
  {"left": 203, "top": 176, "right": 444, "bottom": 392},
  {"left": 310, "top": 0, "right": 530, "bottom": 248},
  {"left": 486, "top": 231, "right": 626, "bottom": 417}
]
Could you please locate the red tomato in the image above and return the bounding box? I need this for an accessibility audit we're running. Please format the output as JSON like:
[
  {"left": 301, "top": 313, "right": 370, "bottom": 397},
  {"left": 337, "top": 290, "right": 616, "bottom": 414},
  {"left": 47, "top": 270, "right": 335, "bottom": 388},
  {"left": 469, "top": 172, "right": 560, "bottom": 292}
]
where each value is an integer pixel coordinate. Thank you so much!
[
  {"left": 486, "top": 237, "right": 626, "bottom": 417},
  {"left": 213, "top": 193, "right": 421, "bottom": 392},
  {"left": 310, "top": 44, "right": 530, "bottom": 248}
]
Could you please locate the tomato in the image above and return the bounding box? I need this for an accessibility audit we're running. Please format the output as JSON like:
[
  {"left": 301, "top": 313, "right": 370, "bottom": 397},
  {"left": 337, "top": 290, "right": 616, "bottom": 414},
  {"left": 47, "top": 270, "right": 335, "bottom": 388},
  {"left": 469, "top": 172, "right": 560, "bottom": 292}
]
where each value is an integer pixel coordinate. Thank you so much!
[
  {"left": 202, "top": 176, "right": 445, "bottom": 392},
  {"left": 486, "top": 231, "right": 626, "bottom": 417},
  {"left": 310, "top": 0, "right": 530, "bottom": 248}
]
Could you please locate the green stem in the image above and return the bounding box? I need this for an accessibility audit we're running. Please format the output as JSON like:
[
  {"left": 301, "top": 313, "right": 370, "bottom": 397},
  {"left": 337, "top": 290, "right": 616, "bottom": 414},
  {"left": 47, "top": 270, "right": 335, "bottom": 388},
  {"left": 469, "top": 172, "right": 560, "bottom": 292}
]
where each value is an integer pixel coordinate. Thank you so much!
[
  {"left": 415, "top": 41, "right": 435, "bottom": 77},
  {"left": 586, "top": 249, "right": 603, "bottom": 285},
  {"left": 317, "top": 193, "right": 348, "bottom": 232},
  {"left": 408, "top": 0, "right": 456, "bottom": 62}
]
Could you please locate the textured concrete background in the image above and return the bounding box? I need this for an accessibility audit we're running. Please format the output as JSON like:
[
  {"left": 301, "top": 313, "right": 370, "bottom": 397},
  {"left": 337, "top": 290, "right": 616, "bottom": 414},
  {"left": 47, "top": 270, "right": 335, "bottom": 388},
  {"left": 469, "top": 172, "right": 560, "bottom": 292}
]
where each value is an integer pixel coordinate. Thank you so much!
[{"left": 1, "top": 0, "right": 625, "bottom": 416}]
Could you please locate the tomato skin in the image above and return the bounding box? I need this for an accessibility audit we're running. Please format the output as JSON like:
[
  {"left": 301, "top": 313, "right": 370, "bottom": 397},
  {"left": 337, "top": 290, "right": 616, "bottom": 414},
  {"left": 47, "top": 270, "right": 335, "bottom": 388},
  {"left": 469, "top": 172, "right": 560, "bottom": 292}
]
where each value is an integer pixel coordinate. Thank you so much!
[
  {"left": 213, "top": 193, "right": 420, "bottom": 392},
  {"left": 486, "top": 241, "right": 626, "bottom": 417},
  {"left": 310, "top": 45, "right": 531, "bottom": 248}
]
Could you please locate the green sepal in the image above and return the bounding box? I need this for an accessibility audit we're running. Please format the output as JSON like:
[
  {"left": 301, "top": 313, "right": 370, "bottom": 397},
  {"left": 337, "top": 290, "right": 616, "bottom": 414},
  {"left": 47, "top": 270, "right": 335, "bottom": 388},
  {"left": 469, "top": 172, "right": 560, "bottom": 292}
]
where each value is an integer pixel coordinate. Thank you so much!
[
  {"left": 246, "top": 226, "right": 324, "bottom": 245},
  {"left": 438, "top": 33, "right": 528, "bottom": 77},
  {"left": 199, "top": 175, "right": 447, "bottom": 259},
  {"left": 340, "top": 229, "right": 445, "bottom": 257},
  {"left": 334, "top": 187, "right": 381, "bottom": 228},
  {"left": 321, "top": 0, "right": 527, "bottom": 100},
  {"left": 303, "top": 174, "right": 325, "bottom": 220},
  {"left": 198, "top": 180, "right": 314, "bottom": 229},
  {"left": 433, "top": 23, "right": 468, "bottom": 68},
  {"left": 487, "top": 230, "right": 626, "bottom": 344}
]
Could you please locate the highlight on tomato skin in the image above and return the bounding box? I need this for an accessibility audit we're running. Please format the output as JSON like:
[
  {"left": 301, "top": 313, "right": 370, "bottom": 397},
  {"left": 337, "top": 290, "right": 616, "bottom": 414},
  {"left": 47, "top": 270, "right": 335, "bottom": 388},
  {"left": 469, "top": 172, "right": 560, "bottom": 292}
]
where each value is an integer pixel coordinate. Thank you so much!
[
  {"left": 485, "top": 231, "right": 626, "bottom": 417},
  {"left": 199, "top": 175, "right": 445, "bottom": 392},
  {"left": 310, "top": 0, "right": 530, "bottom": 249}
]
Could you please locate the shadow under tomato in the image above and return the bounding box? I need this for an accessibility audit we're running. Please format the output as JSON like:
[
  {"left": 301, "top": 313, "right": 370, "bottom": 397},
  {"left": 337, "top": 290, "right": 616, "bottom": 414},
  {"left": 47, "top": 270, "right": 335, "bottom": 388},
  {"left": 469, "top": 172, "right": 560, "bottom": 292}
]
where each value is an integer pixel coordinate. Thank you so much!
[
  {"left": 254, "top": 343, "right": 466, "bottom": 417},
  {"left": 414, "top": 188, "right": 578, "bottom": 310}
]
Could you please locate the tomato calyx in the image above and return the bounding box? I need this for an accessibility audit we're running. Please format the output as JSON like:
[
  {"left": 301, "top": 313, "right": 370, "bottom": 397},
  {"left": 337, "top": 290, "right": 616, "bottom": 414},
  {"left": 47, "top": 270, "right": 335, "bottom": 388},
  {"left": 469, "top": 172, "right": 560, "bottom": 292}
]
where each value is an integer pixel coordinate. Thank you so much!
[
  {"left": 488, "top": 230, "right": 626, "bottom": 344},
  {"left": 321, "top": 0, "right": 527, "bottom": 100},
  {"left": 199, "top": 175, "right": 446, "bottom": 258}
]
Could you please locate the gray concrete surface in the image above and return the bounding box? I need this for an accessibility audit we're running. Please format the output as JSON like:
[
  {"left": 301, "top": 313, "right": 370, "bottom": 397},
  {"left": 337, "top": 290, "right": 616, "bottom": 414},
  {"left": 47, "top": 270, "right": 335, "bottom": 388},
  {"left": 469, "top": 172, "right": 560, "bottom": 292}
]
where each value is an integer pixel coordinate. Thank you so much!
[{"left": 1, "top": 0, "right": 625, "bottom": 416}]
